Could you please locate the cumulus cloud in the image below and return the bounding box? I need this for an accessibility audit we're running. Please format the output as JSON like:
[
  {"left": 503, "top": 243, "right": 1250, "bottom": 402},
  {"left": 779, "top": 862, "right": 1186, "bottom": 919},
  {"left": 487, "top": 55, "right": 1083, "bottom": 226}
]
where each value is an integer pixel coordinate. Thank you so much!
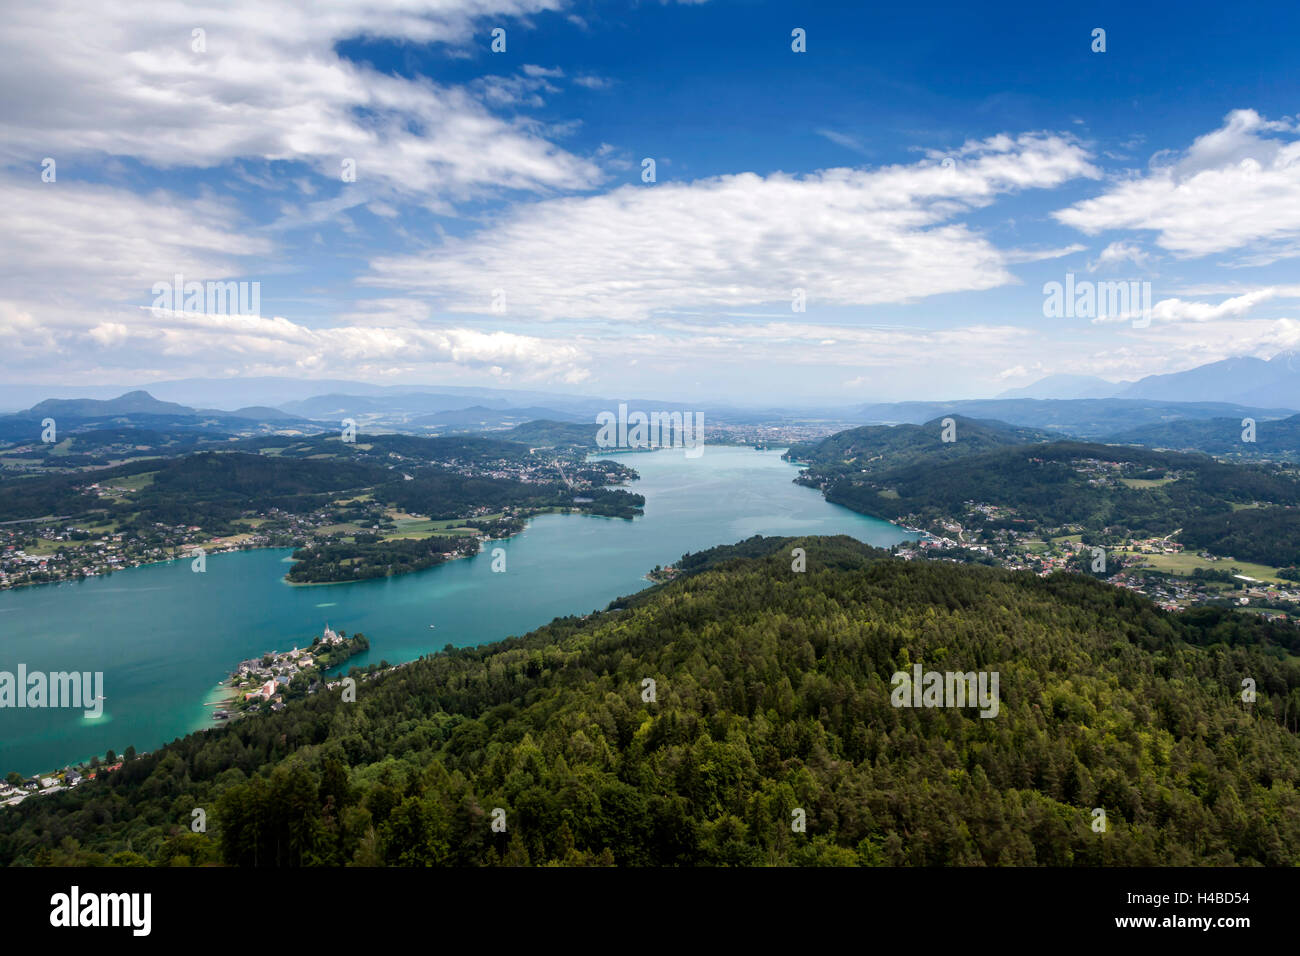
[
  {"left": 367, "top": 133, "right": 1099, "bottom": 320},
  {"left": 1088, "top": 284, "right": 1300, "bottom": 326},
  {"left": 1088, "top": 240, "right": 1150, "bottom": 272},
  {"left": 0, "top": 0, "right": 600, "bottom": 201},
  {"left": 1055, "top": 110, "right": 1300, "bottom": 259}
]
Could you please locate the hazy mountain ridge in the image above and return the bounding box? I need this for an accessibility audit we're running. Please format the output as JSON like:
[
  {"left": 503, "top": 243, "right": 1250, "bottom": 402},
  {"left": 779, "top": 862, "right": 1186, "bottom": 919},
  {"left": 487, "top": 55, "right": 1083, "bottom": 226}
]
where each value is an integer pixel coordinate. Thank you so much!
[
  {"left": 1000, "top": 351, "right": 1300, "bottom": 410},
  {"left": 850, "top": 398, "right": 1293, "bottom": 439},
  {"left": 0, "top": 391, "right": 326, "bottom": 444},
  {"left": 25, "top": 390, "right": 194, "bottom": 419},
  {"left": 1119, "top": 351, "right": 1300, "bottom": 408},
  {"left": 4, "top": 364, "right": 1300, "bottom": 453},
  {"left": 1107, "top": 412, "right": 1300, "bottom": 460},
  {"left": 996, "top": 374, "right": 1129, "bottom": 400},
  {"left": 409, "top": 405, "right": 588, "bottom": 427}
]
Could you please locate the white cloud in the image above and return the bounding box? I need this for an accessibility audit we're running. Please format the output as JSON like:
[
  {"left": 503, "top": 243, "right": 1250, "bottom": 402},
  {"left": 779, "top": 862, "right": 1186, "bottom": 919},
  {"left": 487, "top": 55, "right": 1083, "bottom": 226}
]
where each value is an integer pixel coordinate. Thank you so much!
[
  {"left": 1, "top": 177, "right": 270, "bottom": 304},
  {"left": 0, "top": 1, "right": 600, "bottom": 201},
  {"left": 816, "top": 129, "right": 872, "bottom": 156},
  {"left": 1087, "top": 240, "right": 1150, "bottom": 272},
  {"left": 1003, "top": 243, "right": 1088, "bottom": 264},
  {"left": 335, "top": 298, "right": 435, "bottom": 328},
  {"left": 367, "top": 133, "right": 1099, "bottom": 320},
  {"left": 1055, "top": 110, "right": 1300, "bottom": 258},
  {"left": 1089, "top": 284, "right": 1300, "bottom": 326}
]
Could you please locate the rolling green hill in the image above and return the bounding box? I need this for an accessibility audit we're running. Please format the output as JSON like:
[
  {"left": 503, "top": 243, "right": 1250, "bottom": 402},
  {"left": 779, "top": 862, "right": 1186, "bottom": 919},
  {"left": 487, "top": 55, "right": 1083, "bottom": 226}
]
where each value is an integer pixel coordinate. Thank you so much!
[
  {"left": 785, "top": 415, "right": 1052, "bottom": 476},
  {"left": 502, "top": 419, "right": 602, "bottom": 449},
  {"left": 791, "top": 421, "right": 1300, "bottom": 562},
  {"left": 1108, "top": 413, "right": 1300, "bottom": 461}
]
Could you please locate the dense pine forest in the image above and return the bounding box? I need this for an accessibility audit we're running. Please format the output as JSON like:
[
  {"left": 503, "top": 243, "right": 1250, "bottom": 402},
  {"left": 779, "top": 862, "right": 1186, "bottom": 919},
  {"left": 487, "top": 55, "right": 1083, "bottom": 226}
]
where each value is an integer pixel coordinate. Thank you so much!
[{"left": 3, "top": 535, "right": 1299, "bottom": 867}]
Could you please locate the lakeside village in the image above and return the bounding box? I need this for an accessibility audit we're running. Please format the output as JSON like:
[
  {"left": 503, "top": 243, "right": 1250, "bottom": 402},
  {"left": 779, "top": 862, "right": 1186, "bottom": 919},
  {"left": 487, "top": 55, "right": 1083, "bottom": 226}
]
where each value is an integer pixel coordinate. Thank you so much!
[
  {"left": 212, "top": 625, "right": 370, "bottom": 722},
  {"left": 0, "top": 626, "right": 370, "bottom": 810},
  {"left": 769, "top": 453, "right": 1300, "bottom": 620},
  {"left": 895, "top": 517, "right": 1300, "bottom": 620},
  {"left": 643, "top": 527, "right": 1298, "bottom": 616},
  {"left": 0, "top": 421, "right": 833, "bottom": 593},
  {"left": 0, "top": 447, "right": 637, "bottom": 591}
]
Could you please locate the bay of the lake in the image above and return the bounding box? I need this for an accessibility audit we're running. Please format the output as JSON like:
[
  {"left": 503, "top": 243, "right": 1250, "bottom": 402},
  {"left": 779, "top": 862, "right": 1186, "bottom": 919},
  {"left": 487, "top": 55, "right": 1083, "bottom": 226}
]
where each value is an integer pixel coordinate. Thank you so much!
[{"left": 0, "top": 446, "right": 915, "bottom": 775}]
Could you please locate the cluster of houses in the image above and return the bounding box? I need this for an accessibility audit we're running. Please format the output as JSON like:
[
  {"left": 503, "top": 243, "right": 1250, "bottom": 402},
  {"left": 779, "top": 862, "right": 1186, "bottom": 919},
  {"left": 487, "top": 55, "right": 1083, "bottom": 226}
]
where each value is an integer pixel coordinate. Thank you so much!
[
  {"left": 0, "top": 520, "right": 213, "bottom": 589},
  {"left": 226, "top": 625, "right": 347, "bottom": 716},
  {"left": 1, "top": 761, "right": 125, "bottom": 808}
]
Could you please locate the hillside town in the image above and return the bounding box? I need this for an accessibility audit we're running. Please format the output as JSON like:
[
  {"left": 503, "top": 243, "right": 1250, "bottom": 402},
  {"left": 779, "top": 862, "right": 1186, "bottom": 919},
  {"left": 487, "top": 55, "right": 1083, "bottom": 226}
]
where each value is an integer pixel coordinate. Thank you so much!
[
  {"left": 0, "top": 521, "right": 252, "bottom": 590},
  {"left": 0, "top": 438, "right": 640, "bottom": 592},
  {"left": 895, "top": 501, "right": 1300, "bottom": 619}
]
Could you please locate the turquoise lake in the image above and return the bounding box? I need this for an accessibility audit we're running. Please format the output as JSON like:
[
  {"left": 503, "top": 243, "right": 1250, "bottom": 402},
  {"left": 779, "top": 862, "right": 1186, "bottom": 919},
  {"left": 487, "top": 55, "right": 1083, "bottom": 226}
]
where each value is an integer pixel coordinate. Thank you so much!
[{"left": 0, "top": 446, "right": 914, "bottom": 775}]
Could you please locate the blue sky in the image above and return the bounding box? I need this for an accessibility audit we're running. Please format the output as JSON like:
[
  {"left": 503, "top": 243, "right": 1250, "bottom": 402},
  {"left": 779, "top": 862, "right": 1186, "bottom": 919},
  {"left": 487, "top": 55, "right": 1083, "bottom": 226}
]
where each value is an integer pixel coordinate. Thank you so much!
[{"left": 3, "top": 0, "right": 1300, "bottom": 405}]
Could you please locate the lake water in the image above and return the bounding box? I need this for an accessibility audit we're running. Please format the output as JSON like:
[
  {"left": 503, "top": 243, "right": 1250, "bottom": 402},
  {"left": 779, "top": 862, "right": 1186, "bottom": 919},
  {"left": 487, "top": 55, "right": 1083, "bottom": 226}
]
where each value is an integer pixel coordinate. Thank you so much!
[{"left": 0, "top": 447, "right": 913, "bottom": 775}]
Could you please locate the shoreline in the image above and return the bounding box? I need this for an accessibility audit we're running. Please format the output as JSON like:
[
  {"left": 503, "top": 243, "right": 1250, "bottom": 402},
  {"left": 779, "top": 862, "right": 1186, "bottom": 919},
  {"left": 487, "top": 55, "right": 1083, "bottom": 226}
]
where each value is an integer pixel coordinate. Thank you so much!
[
  {"left": 279, "top": 502, "right": 640, "bottom": 587},
  {"left": 0, "top": 542, "right": 273, "bottom": 595},
  {"left": 3, "top": 447, "right": 902, "bottom": 778},
  {"left": 0, "top": 449, "right": 658, "bottom": 595}
]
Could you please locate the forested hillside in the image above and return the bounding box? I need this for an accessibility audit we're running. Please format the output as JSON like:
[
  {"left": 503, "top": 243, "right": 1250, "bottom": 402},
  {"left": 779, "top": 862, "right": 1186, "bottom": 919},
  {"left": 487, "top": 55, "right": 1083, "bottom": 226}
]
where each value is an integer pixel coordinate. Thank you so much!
[
  {"left": 785, "top": 415, "right": 1050, "bottom": 476},
  {"left": 502, "top": 420, "right": 602, "bottom": 449},
  {"left": 1180, "top": 507, "right": 1300, "bottom": 567},
  {"left": 1108, "top": 413, "right": 1300, "bottom": 460},
  {"left": 798, "top": 434, "right": 1300, "bottom": 558},
  {"left": 4, "top": 535, "right": 1299, "bottom": 867},
  {"left": 0, "top": 440, "right": 642, "bottom": 531}
]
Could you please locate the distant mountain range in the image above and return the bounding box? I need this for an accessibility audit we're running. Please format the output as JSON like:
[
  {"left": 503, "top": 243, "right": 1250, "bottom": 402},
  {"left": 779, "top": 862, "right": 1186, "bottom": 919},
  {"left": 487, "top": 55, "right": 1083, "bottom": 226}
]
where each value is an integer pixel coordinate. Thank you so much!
[
  {"left": 0, "top": 390, "right": 326, "bottom": 443},
  {"left": 998, "top": 350, "right": 1300, "bottom": 410},
  {"left": 5, "top": 350, "right": 1300, "bottom": 421},
  {"left": 851, "top": 398, "right": 1295, "bottom": 440},
  {"left": 1120, "top": 352, "right": 1300, "bottom": 408},
  {"left": 409, "top": 405, "right": 587, "bottom": 427},
  {"left": 0, "top": 379, "right": 609, "bottom": 415},
  {"left": 5, "top": 348, "right": 1300, "bottom": 449},
  {"left": 6, "top": 386, "right": 1300, "bottom": 465},
  {"left": 1107, "top": 413, "right": 1300, "bottom": 460},
  {"left": 14, "top": 390, "right": 300, "bottom": 424},
  {"left": 996, "top": 374, "right": 1130, "bottom": 400},
  {"left": 25, "top": 390, "right": 194, "bottom": 419}
]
